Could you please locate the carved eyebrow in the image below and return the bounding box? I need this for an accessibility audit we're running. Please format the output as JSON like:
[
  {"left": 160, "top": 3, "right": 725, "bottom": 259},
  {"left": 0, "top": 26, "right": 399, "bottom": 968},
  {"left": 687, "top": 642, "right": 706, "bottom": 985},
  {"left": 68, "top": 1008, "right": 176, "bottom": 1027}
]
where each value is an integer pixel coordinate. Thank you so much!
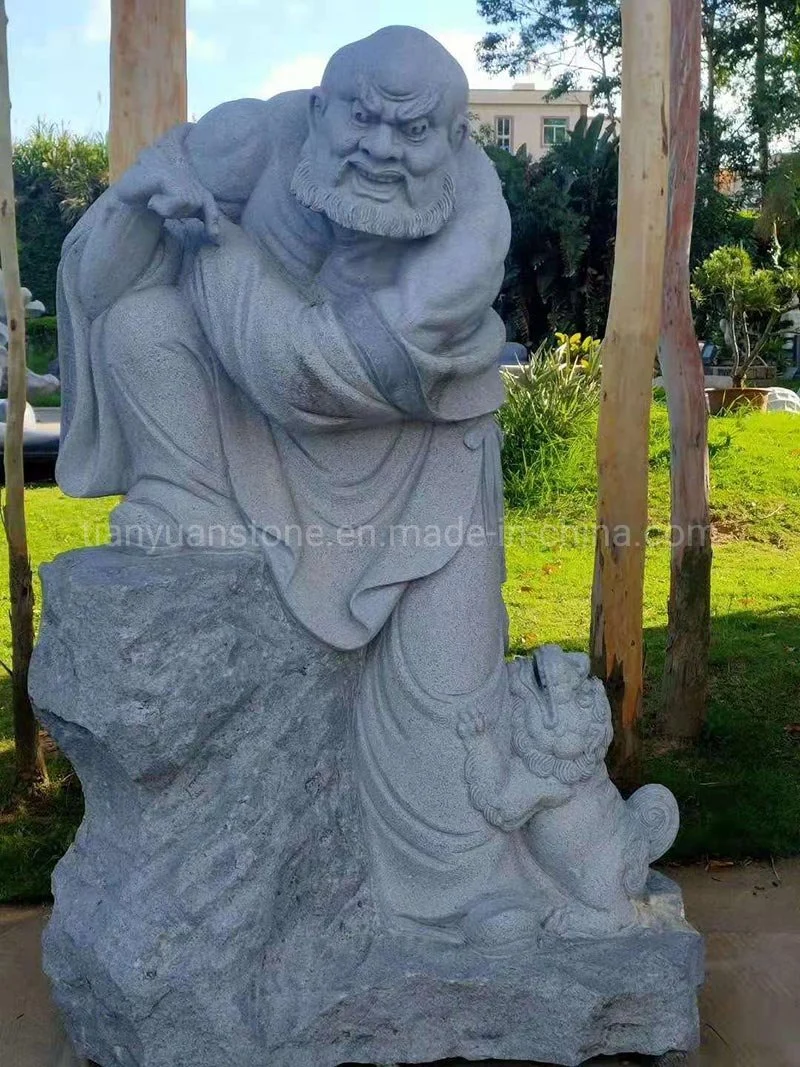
[{"left": 356, "top": 76, "right": 442, "bottom": 124}]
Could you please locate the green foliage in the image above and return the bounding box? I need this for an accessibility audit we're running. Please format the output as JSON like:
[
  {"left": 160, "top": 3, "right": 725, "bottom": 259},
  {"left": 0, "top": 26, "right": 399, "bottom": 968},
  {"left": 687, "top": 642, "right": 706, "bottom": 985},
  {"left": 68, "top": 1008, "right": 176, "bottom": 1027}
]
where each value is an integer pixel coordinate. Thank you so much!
[
  {"left": 757, "top": 153, "right": 800, "bottom": 250},
  {"left": 25, "top": 315, "right": 58, "bottom": 375},
  {"left": 14, "top": 121, "right": 108, "bottom": 312},
  {"left": 477, "top": 0, "right": 622, "bottom": 117},
  {"left": 498, "top": 332, "right": 601, "bottom": 508},
  {"left": 478, "top": 0, "right": 800, "bottom": 192},
  {"left": 691, "top": 173, "right": 757, "bottom": 268},
  {"left": 692, "top": 244, "right": 800, "bottom": 381},
  {"left": 488, "top": 114, "right": 619, "bottom": 345}
]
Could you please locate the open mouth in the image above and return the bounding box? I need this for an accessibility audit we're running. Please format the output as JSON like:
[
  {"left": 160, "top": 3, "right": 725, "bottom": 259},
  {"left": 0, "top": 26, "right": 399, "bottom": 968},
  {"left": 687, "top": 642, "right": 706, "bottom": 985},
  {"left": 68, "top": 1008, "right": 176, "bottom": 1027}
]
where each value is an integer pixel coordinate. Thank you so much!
[{"left": 347, "top": 162, "right": 405, "bottom": 201}]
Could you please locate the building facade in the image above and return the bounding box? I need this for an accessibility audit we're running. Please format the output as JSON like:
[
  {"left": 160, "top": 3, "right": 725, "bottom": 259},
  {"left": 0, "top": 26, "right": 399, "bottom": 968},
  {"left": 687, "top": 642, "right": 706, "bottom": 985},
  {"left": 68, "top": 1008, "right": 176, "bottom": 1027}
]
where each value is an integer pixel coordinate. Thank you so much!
[{"left": 469, "top": 85, "right": 592, "bottom": 161}]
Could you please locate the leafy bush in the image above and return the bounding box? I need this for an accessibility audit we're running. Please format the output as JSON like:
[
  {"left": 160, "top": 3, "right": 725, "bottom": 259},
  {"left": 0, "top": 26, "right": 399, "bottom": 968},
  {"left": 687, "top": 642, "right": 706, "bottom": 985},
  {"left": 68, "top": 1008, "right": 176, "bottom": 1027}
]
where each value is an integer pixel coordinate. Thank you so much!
[
  {"left": 14, "top": 122, "right": 108, "bottom": 311},
  {"left": 498, "top": 333, "right": 601, "bottom": 509},
  {"left": 692, "top": 245, "right": 800, "bottom": 384},
  {"left": 756, "top": 153, "right": 800, "bottom": 252},
  {"left": 691, "top": 173, "right": 757, "bottom": 269},
  {"left": 487, "top": 114, "right": 619, "bottom": 347},
  {"left": 26, "top": 315, "right": 58, "bottom": 375}
]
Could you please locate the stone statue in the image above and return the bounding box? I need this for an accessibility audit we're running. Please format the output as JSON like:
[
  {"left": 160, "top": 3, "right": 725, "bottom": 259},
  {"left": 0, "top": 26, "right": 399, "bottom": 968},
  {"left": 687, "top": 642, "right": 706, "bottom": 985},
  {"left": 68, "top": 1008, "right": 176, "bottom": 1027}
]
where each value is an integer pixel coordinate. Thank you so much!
[
  {"left": 32, "top": 25, "right": 702, "bottom": 1067},
  {"left": 0, "top": 272, "right": 59, "bottom": 401}
]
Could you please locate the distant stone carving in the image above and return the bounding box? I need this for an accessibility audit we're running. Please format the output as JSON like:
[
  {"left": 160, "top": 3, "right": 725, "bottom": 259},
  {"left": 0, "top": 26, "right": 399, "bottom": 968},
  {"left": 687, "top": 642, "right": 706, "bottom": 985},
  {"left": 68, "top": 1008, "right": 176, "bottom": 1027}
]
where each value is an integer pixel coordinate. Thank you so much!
[
  {"left": 32, "top": 24, "right": 703, "bottom": 1067},
  {"left": 0, "top": 271, "right": 59, "bottom": 401}
]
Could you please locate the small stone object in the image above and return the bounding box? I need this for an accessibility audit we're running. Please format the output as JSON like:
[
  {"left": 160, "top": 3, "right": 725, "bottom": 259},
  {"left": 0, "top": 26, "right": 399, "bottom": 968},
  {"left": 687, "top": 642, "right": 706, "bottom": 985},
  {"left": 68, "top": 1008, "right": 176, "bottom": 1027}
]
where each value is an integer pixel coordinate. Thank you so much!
[
  {"left": 33, "top": 24, "right": 703, "bottom": 1067},
  {"left": 0, "top": 269, "right": 60, "bottom": 401}
]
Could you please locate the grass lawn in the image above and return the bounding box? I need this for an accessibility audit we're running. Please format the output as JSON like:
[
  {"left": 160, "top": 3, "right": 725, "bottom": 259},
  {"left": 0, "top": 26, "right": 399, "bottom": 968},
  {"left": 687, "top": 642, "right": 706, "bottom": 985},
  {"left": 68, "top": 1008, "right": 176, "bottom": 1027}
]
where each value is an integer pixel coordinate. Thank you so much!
[{"left": 1, "top": 405, "right": 799, "bottom": 900}]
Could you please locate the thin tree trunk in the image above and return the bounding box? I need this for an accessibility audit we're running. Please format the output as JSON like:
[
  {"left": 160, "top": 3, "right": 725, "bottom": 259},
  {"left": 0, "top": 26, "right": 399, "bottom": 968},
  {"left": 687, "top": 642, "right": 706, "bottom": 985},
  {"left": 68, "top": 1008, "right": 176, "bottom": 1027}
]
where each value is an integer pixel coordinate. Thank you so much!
[
  {"left": 109, "top": 0, "right": 187, "bottom": 181},
  {"left": 754, "top": 0, "right": 770, "bottom": 196},
  {"left": 590, "top": 0, "right": 671, "bottom": 791},
  {"left": 658, "top": 0, "right": 712, "bottom": 742},
  {"left": 703, "top": 2, "right": 720, "bottom": 174},
  {"left": 0, "top": 0, "right": 47, "bottom": 791}
]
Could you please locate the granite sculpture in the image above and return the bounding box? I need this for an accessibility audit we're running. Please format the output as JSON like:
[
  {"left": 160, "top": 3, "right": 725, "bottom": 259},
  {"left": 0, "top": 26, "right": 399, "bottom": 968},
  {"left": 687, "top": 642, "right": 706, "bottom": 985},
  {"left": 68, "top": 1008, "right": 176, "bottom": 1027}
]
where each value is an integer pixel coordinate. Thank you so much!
[
  {"left": 30, "top": 25, "right": 703, "bottom": 1067},
  {"left": 0, "top": 272, "right": 59, "bottom": 401}
]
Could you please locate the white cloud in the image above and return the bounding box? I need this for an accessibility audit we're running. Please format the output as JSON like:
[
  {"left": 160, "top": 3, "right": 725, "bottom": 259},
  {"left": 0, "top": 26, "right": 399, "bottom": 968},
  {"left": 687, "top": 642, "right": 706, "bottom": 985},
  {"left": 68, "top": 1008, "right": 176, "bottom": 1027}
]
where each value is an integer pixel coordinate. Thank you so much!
[
  {"left": 187, "top": 28, "right": 224, "bottom": 63},
  {"left": 84, "top": 0, "right": 110, "bottom": 45},
  {"left": 285, "top": 1, "right": 312, "bottom": 22},
  {"left": 427, "top": 29, "right": 514, "bottom": 91},
  {"left": 189, "top": 0, "right": 260, "bottom": 9},
  {"left": 258, "top": 54, "right": 326, "bottom": 100},
  {"left": 257, "top": 30, "right": 517, "bottom": 103},
  {"left": 81, "top": 3, "right": 222, "bottom": 63}
]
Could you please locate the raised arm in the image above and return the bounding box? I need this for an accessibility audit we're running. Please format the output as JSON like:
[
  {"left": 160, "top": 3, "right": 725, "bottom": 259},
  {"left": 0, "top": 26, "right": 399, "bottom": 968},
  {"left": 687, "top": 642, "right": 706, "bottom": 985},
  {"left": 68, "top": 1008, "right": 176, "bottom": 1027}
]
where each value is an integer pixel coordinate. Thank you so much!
[{"left": 74, "top": 98, "right": 283, "bottom": 319}]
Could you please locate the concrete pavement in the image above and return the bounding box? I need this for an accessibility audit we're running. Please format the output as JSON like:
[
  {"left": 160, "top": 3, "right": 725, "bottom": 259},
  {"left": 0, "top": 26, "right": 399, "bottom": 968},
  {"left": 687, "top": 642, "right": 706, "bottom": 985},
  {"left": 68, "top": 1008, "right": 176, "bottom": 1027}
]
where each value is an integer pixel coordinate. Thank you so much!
[{"left": 2, "top": 860, "right": 799, "bottom": 1066}]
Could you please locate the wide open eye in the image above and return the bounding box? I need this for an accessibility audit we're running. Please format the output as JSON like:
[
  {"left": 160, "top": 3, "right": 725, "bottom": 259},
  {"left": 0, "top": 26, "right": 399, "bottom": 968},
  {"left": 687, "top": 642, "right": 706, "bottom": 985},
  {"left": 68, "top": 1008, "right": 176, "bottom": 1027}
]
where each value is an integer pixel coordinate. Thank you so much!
[
  {"left": 351, "top": 101, "right": 372, "bottom": 127},
  {"left": 402, "top": 117, "right": 430, "bottom": 142}
]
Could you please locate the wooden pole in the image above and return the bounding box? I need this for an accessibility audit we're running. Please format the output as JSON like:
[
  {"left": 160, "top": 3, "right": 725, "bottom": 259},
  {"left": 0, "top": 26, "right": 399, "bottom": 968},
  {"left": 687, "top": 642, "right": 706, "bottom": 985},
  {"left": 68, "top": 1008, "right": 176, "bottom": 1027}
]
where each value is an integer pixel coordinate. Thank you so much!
[
  {"left": 590, "top": 0, "right": 671, "bottom": 790},
  {"left": 658, "top": 0, "right": 711, "bottom": 741},
  {"left": 0, "top": 0, "right": 47, "bottom": 790},
  {"left": 109, "top": 0, "right": 187, "bottom": 181}
]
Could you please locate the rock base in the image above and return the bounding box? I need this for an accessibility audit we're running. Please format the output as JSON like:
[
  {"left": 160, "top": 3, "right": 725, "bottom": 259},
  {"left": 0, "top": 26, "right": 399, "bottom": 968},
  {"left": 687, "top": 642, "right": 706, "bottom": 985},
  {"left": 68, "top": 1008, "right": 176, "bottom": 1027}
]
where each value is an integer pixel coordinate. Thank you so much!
[{"left": 30, "top": 548, "right": 703, "bottom": 1067}]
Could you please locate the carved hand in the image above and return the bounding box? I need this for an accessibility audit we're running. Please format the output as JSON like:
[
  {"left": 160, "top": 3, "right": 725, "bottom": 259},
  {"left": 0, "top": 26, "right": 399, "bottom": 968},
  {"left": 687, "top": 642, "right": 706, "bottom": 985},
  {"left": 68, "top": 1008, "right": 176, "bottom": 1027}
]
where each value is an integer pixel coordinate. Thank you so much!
[{"left": 115, "top": 143, "right": 221, "bottom": 243}]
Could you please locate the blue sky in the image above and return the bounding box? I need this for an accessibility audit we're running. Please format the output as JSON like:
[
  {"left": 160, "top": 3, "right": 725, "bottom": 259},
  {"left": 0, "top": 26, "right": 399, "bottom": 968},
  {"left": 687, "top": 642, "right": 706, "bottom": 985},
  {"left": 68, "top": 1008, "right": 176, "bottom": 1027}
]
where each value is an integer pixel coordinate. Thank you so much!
[{"left": 7, "top": 0, "right": 519, "bottom": 138}]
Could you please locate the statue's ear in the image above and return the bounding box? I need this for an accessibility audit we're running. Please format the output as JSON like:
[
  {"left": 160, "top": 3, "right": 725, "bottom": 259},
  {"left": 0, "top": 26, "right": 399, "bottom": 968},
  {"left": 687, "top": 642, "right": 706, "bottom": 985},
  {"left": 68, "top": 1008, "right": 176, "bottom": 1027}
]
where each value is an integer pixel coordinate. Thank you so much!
[
  {"left": 450, "top": 116, "right": 469, "bottom": 153},
  {"left": 309, "top": 88, "right": 327, "bottom": 135}
]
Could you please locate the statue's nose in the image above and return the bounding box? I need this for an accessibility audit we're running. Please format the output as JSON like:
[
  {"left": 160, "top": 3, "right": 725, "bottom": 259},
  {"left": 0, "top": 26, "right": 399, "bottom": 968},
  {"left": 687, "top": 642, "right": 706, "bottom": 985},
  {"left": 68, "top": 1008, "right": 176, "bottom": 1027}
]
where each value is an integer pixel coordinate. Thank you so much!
[{"left": 360, "top": 123, "right": 402, "bottom": 162}]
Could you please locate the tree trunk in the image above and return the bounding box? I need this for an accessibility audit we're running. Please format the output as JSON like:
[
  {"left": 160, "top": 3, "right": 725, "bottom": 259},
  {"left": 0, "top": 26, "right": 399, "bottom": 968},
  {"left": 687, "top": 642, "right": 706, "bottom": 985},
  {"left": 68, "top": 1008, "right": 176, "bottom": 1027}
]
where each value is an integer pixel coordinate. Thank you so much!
[
  {"left": 658, "top": 0, "right": 712, "bottom": 742},
  {"left": 754, "top": 0, "right": 770, "bottom": 196},
  {"left": 109, "top": 0, "right": 187, "bottom": 181},
  {"left": 703, "top": 1, "right": 720, "bottom": 175},
  {"left": 0, "top": 0, "right": 47, "bottom": 791},
  {"left": 590, "top": 0, "right": 671, "bottom": 791}
]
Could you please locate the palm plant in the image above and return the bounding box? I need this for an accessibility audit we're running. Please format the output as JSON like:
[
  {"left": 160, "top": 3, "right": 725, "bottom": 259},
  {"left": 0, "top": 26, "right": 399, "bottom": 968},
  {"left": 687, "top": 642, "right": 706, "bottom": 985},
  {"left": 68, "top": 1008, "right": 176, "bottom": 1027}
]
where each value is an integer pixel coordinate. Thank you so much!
[{"left": 487, "top": 113, "right": 619, "bottom": 347}]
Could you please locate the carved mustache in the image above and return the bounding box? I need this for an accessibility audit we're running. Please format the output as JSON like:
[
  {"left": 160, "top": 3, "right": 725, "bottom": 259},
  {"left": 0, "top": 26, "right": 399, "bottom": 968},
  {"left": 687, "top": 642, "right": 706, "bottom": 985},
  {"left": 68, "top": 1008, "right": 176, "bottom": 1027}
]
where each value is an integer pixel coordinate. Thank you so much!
[{"left": 336, "top": 157, "right": 409, "bottom": 188}]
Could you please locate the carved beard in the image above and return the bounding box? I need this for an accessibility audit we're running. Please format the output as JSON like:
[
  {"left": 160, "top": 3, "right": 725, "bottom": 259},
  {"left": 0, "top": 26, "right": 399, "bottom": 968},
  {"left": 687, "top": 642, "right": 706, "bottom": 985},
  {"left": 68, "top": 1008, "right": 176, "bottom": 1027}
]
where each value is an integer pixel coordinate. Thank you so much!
[{"left": 290, "top": 146, "right": 456, "bottom": 241}]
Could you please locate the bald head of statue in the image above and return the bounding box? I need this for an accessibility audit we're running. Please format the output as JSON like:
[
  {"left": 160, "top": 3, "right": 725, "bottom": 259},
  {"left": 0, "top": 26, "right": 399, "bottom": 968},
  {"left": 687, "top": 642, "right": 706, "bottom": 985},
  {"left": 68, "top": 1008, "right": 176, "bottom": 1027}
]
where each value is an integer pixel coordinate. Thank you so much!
[{"left": 291, "top": 26, "right": 470, "bottom": 240}]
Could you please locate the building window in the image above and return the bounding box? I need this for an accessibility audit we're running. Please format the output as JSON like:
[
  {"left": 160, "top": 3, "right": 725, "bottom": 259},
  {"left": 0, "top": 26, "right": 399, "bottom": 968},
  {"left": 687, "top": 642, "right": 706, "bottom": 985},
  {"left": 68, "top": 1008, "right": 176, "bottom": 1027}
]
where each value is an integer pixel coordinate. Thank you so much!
[
  {"left": 542, "top": 117, "right": 569, "bottom": 146},
  {"left": 495, "top": 116, "right": 512, "bottom": 151}
]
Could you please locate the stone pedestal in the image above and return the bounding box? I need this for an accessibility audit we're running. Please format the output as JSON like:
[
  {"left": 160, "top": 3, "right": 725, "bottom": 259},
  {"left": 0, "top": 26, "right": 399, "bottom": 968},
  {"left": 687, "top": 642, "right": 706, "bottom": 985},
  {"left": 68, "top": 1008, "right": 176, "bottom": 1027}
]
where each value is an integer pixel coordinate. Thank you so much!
[{"left": 30, "top": 548, "right": 703, "bottom": 1067}]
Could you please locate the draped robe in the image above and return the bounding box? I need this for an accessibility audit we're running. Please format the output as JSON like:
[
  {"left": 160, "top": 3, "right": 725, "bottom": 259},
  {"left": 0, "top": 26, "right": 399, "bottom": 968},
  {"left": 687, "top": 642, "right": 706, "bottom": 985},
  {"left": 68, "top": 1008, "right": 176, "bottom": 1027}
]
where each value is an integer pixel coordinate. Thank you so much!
[{"left": 56, "top": 91, "right": 511, "bottom": 652}]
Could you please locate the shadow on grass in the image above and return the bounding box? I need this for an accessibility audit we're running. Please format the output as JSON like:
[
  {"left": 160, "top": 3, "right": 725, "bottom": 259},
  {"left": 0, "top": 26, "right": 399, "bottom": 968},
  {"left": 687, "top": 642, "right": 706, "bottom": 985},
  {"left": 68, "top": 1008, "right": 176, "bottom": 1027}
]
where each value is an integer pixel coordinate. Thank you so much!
[
  {"left": 0, "top": 675, "right": 83, "bottom": 904},
  {"left": 644, "top": 605, "right": 800, "bottom": 862},
  {"left": 511, "top": 604, "right": 800, "bottom": 862}
]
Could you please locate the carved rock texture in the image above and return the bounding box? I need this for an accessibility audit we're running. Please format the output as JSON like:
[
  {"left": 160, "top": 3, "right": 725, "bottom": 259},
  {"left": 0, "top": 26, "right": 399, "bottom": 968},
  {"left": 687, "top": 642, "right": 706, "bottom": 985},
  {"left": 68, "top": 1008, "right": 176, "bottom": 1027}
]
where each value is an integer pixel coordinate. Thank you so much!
[{"left": 30, "top": 548, "right": 703, "bottom": 1067}]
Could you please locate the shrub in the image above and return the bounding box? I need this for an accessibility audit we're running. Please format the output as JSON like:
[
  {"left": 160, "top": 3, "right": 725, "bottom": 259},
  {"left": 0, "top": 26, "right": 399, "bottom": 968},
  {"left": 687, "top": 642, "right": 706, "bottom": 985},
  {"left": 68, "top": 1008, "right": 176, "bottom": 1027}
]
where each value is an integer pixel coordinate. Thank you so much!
[
  {"left": 26, "top": 315, "right": 58, "bottom": 375},
  {"left": 499, "top": 334, "right": 601, "bottom": 509},
  {"left": 692, "top": 245, "right": 800, "bottom": 385},
  {"left": 14, "top": 122, "right": 108, "bottom": 311}
]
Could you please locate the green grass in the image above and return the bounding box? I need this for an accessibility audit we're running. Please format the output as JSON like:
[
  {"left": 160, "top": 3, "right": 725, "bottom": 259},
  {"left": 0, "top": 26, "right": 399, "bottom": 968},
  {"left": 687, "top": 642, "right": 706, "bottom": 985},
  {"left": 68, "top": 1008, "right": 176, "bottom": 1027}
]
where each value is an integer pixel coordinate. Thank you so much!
[
  {"left": 0, "top": 491, "right": 114, "bottom": 902},
  {"left": 1, "top": 406, "right": 799, "bottom": 899},
  {"left": 504, "top": 405, "right": 800, "bottom": 861}
]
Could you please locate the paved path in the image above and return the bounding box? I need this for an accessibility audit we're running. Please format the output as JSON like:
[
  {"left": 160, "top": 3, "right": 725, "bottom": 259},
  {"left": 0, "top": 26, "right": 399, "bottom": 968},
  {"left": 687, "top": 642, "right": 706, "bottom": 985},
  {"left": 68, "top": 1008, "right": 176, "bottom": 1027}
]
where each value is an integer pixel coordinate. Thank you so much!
[{"left": 2, "top": 861, "right": 799, "bottom": 1066}]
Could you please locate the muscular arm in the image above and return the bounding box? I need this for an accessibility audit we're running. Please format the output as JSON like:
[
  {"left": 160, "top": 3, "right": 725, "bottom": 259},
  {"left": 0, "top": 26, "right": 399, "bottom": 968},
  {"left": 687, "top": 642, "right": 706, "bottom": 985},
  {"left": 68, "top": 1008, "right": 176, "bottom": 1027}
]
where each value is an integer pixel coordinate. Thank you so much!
[{"left": 75, "top": 97, "right": 284, "bottom": 319}]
